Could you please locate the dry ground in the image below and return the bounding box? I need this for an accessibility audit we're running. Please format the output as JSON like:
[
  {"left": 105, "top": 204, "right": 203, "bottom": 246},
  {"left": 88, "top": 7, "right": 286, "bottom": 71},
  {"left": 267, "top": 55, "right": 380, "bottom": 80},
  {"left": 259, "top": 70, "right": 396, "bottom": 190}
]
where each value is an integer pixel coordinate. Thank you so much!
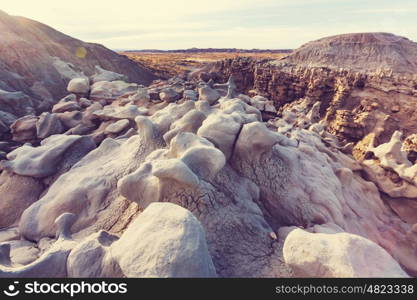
[{"left": 121, "top": 51, "right": 289, "bottom": 79}]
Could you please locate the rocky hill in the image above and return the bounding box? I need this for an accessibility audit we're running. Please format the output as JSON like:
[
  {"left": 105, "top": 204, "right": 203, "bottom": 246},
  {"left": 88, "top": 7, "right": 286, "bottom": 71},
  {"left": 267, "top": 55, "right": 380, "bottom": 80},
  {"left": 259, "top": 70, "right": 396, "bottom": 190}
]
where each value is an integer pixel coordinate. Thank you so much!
[
  {"left": 0, "top": 10, "right": 156, "bottom": 113},
  {"left": 278, "top": 32, "right": 417, "bottom": 74}
]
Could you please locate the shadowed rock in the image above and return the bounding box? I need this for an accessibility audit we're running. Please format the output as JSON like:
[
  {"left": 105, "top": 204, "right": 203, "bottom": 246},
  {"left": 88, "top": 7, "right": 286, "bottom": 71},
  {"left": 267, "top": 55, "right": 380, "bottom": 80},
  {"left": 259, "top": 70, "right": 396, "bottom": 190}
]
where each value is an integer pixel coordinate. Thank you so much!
[
  {"left": 0, "top": 244, "right": 11, "bottom": 266},
  {"left": 55, "top": 213, "right": 77, "bottom": 240}
]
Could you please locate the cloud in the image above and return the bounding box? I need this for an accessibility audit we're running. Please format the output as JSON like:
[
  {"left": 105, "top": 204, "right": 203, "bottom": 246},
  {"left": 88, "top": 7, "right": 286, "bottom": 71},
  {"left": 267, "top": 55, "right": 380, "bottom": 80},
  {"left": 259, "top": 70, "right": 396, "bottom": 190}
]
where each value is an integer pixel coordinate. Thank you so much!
[
  {"left": 2, "top": 0, "right": 417, "bottom": 49},
  {"left": 352, "top": 8, "right": 417, "bottom": 14}
]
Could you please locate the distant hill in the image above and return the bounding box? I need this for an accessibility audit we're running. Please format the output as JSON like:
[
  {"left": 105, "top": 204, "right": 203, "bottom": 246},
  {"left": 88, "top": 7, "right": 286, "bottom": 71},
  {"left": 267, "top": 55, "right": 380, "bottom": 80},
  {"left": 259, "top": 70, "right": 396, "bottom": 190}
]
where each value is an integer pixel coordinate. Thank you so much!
[
  {"left": 124, "top": 48, "right": 292, "bottom": 54},
  {"left": 276, "top": 32, "right": 417, "bottom": 74}
]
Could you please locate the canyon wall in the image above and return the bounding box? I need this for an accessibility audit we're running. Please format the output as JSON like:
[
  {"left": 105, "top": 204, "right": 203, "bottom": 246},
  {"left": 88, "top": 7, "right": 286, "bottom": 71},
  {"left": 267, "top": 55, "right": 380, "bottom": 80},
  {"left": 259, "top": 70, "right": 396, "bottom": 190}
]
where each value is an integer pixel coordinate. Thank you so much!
[{"left": 209, "top": 56, "right": 417, "bottom": 146}]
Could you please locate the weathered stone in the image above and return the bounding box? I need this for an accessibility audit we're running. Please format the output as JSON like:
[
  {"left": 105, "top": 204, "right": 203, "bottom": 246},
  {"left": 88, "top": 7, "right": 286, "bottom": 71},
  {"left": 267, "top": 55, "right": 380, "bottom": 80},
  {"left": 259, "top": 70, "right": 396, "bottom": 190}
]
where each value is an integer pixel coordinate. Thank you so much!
[
  {"left": 159, "top": 88, "right": 180, "bottom": 103},
  {"left": 283, "top": 228, "right": 408, "bottom": 277},
  {"left": 198, "top": 86, "right": 220, "bottom": 105},
  {"left": 67, "top": 78, "right": 90, "bottom": 95},
  {"left": 104, "top": 119, "right": 130, "bottom": 135},
  {"left": 183, "top": 89, "right": 198, "bottom": 101},
  {"left": 90, "top": 81, "right": 139, "bottom": 102},
  {"left": 111, "top": 203, "right": 217, "bottom": 277},
  {"left": 10, "top": 115, "right": 38, "bottom": 142},
  {"left": 91, "top": 66, "right": 127, "bottom": 83},
  {"left": 36, "top": 112, "right": 64, "bottom": 139},
  {"left": 52, "top": 101, "right": 81, "bottom": 114}
]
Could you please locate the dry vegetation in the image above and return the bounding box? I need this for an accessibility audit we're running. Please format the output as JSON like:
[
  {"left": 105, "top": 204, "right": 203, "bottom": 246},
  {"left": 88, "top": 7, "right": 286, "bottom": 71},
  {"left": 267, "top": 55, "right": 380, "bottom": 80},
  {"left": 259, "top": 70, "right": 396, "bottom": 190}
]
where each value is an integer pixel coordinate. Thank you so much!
[{"left": 121, "top": 51, "right": 289, "bottom": 79}]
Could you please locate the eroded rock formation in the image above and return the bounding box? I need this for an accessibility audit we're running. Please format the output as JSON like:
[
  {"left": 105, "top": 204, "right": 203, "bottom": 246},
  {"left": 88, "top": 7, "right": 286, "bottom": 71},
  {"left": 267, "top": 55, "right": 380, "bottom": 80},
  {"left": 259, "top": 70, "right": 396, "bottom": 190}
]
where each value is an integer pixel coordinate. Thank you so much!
[
  {"left": 206, "top": 33, "right": 417, "bottom": 147},
  {"left": 1, "top": 31, "right": 417, "bottom": 278}
]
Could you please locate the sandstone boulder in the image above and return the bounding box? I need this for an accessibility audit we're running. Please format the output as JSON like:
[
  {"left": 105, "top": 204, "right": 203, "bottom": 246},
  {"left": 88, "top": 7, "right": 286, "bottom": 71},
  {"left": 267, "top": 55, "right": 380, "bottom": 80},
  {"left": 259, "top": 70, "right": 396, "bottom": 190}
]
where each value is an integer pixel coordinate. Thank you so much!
[
  {"left": 36, "top": 112, "right": 64, "bottom": 139},
  {"left": 0, "top": 134, "right": 96, "bottom": 178},
  {"left": 52, "top": 101, "right": 81, "bottom": 114},
  {"left": 10, "top": 115, "right": 38, "bottom": 142},
  {"left": 90, "top": 81, "right": 139, "bottom": 102},
  {"left": 67, "top": 78, "right": 90, "bottom": 95},
  {"left": 364, "top": 131, "right": 417, "bottom": 198},
  {"left": 67, "top": 231, "right": 120, "bottom": 278},
  {"left": 128, "top": 88, "right": 150, "bottom": 106},
  {"left": 198, "top": 86, "right": 220, "bottom": 105},
  {"left": 19, "top": 128, "right": 161, "bottom": 241},
  {"left": 283, "top": 228, "right": 408, "bottom": 277},
  {"left": 93, "top": 105, "right": 147, "bottom": 121},
  {"left": 110, "top": 203, "right": 217, "bottom": 277},
  {"left": 104, "top": 119, "right": 130, "bottom": 135}
]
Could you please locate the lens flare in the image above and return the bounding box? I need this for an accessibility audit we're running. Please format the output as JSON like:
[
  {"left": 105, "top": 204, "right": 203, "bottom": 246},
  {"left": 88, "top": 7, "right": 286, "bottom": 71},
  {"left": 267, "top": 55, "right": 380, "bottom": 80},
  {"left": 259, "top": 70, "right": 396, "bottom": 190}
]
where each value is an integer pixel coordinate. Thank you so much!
[{"left": 75, "top": 47, "right": 87, "bottom": 59}]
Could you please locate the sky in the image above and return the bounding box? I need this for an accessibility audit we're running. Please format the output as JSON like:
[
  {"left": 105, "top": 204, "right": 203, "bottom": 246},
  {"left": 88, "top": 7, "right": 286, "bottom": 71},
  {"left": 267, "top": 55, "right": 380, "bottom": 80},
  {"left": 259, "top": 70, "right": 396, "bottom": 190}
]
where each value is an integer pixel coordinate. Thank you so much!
[{"left": 1, "top": 0, "right": 416, "bottom": 50}]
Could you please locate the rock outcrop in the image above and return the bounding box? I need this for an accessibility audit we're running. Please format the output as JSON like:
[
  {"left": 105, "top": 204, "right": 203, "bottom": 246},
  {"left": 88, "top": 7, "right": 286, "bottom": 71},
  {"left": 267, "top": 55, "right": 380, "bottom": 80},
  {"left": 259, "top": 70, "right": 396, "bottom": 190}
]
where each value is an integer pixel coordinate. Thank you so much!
[
  {"left": 0, "top": 69, "right": 414, "bottom": 277},
  {"left": 207, "top": 33, "right": 417, "bottom": 147}
]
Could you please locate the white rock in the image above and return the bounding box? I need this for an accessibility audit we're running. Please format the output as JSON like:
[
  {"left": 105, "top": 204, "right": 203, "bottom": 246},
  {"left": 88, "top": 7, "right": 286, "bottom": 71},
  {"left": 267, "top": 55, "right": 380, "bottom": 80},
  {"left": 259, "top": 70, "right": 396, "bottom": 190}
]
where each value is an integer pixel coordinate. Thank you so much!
[
  {"left": 111, "top": 203, "right": 217, "bottom": 277},
  {"left": 197, "top": 113, "right": 242, "bottom": 160},
  {"left": 128, "top": 88, "right": 150, "bottom": 106},
  {"left": 198, "top": 86, "right": 220, "bottom": 105},
  {"left": 67, "top": 78, "right": 90, "bottom": 94},
  {"left": 283, "top": 228, "right": 408, "bottom": 277}
]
